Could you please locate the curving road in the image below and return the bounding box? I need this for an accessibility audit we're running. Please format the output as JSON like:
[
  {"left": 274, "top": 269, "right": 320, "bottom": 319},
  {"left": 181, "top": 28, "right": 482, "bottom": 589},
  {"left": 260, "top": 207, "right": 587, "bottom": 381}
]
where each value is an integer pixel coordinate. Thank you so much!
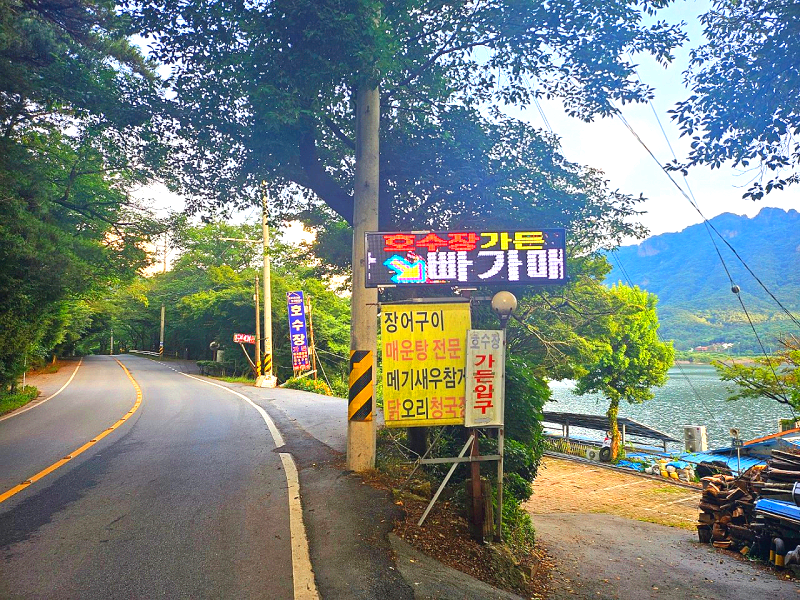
[{"left": 0, "top": 355, "right": 301, "bottom": 599}]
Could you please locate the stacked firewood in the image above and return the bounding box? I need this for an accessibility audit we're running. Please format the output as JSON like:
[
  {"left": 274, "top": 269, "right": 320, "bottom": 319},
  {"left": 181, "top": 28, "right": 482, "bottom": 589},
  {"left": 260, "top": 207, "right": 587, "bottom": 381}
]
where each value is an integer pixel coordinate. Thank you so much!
[
  {"left": 753, "top": 450, "right": 800, "bottom": 498},
  {"left": 697, "top": 467, "right": 763, "bottom": 549}
]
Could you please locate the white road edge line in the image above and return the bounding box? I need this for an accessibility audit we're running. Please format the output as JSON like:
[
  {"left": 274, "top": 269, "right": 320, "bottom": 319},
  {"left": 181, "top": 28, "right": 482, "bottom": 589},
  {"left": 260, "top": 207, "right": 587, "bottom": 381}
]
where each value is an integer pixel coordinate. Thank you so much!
[
  {"left": 280, "top": 453, "right": 321, "bottom": 600},
  {"left": 0, "top": 358, "right": 83, "bottom": 422},
  {"left": 176, "top": 371, "right": 319, "bottom": 599},
  {"left": 178, "top": 372, "right": 285, "bottom": 447}
]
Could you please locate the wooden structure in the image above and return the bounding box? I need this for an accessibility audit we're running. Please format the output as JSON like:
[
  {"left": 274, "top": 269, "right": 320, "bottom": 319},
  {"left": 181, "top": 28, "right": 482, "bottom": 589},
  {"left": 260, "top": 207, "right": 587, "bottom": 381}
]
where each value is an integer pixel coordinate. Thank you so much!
[{"left": 542, "top": 411, "right": 680, "bottom": 452}]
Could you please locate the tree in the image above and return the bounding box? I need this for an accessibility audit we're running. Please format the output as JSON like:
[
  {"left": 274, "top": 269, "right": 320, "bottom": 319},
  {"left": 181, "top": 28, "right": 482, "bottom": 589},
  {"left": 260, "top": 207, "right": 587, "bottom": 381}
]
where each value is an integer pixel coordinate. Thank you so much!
[
  {"left": 670, "top": 0, "right": 800, "bottom": 200},
  {"left": 714, "top": 335, "right": 800, "bottom": 410},
  {"left": 574, "top": 284, "right": 674, "bottom": 459},
  {"left": 0, "top": 0, "right": 166, "bottom": 390},
  {"left": 122, "top": 0, "right": 684, "bottom": 233}
]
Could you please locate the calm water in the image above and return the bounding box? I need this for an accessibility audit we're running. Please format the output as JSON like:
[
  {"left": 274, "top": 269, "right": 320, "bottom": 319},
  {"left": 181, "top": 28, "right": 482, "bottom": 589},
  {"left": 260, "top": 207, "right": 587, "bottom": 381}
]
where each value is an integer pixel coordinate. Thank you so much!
[{"left": 546, "top": 364, "right": 796, "bottom": 450}]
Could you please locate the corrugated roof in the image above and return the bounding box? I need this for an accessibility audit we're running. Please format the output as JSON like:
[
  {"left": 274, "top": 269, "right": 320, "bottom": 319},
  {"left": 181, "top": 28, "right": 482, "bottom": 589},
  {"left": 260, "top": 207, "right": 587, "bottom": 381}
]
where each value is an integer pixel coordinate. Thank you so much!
[{"left": 542, "top": 411, "right": 680, "bottom": 443}]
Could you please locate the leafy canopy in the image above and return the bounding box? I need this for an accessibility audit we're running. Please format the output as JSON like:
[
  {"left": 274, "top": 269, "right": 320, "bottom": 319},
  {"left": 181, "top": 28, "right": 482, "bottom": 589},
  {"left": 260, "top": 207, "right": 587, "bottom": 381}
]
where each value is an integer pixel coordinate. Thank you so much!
[
  {"left": 123, "top": 0, "right": 685, "bottom": 241},
  {"left": 670, "top": 0, "right": 800, "bottom": 200},
  {"left": 0, "top": 0, "right": 166, "bottom": 390}
]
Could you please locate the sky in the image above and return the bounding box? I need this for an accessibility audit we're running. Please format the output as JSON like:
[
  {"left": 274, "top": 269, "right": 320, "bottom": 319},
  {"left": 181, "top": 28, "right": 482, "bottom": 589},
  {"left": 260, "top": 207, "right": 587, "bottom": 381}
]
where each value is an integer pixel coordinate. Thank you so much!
[{"left": 133, "top": 0, "right": 798, "bottom": 245}]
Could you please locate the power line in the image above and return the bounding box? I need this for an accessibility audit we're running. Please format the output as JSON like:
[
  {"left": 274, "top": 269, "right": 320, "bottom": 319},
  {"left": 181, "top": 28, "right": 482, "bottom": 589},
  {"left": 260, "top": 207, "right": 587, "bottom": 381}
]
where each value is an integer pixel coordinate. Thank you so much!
[{"left": 609, "top": 100, "right": 794, "bottom": 403}]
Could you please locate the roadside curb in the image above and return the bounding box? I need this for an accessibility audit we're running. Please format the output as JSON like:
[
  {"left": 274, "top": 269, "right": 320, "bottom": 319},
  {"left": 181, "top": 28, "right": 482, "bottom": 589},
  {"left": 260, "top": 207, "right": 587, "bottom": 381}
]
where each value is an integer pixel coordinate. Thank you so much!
[{"left": 389, "top": 534, "right": 526, "bottom": 600}]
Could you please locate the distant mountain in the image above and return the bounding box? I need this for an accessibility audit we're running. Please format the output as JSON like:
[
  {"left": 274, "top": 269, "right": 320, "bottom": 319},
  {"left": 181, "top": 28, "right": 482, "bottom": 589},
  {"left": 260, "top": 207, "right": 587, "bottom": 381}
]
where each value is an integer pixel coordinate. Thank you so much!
[{"left": 606, "top": 207, "right": 800, "bottom": 352}]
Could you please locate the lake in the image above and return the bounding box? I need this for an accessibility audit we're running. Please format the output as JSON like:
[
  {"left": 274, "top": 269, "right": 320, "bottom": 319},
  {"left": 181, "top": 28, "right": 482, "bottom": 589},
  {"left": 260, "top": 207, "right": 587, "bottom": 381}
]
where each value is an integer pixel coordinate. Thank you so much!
[{"left": 546, "top": 364, "right": 796, "bottom": 450}]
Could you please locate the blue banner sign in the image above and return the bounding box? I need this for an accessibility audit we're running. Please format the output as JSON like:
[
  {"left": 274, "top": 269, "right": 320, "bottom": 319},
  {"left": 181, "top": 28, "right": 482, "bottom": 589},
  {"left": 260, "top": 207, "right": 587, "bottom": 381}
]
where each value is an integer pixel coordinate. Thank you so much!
[{"left": 286, "top": 291, "right": 311, "bottom": 371}]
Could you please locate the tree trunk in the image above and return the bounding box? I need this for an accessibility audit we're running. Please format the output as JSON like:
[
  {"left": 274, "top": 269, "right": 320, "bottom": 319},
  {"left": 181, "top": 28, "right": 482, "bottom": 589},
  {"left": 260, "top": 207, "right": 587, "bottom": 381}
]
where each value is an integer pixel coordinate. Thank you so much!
[{"left": 607, "top": 397, "right": 621, "bottom": 460}]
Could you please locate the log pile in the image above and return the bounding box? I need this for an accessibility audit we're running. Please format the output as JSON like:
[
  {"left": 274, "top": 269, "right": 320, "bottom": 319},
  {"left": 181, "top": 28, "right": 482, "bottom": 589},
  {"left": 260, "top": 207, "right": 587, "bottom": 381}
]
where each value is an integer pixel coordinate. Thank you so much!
[
  {"left": 752, "top": 450, "right": 800, "bottom": 499},
  {"left": 697, "top": 467, "right": 763, "bottom": 549}
]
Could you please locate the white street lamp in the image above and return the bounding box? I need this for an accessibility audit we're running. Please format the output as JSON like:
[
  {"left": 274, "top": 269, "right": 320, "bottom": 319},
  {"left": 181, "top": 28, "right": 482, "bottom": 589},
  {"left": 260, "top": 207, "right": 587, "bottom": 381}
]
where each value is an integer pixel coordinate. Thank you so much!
[{"left": 490, "top": 290, "right": 517, "bottom": 541}]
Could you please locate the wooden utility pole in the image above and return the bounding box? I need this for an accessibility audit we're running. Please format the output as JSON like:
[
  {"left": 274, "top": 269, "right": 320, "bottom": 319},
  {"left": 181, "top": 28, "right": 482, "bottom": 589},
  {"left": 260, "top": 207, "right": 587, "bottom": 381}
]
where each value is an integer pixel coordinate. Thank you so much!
[
  {"left": 346, "top": 83, "right": 379, "bottom": 472},
  {"left": 307, "top": 295, "right": 317, "bottom": 381},
  {"left": 255, "top": 274, "right": 262, "bottom": 377},
  {"left": 159, "top": 233, "right": 167, "bottom": 357}
]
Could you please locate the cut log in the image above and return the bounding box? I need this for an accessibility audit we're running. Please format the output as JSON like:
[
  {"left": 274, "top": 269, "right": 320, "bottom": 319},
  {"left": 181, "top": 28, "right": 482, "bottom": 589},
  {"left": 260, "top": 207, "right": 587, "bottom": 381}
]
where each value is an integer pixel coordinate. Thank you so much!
[{"left": 698, "top": 513, "right": 715, "bottom": 524}]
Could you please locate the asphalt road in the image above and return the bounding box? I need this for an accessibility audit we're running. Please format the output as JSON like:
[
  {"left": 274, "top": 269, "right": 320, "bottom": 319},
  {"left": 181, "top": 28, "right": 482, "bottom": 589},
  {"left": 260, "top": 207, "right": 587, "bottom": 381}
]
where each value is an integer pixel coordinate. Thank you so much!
[{"left": 0, "top": 355, "right": 296, "bottom": 599}]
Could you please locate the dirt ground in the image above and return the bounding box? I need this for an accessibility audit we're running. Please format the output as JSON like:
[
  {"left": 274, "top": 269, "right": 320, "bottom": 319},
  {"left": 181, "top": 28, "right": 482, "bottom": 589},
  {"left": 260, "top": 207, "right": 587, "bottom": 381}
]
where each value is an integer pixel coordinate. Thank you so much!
[
  {"left": 528, "top": 456, "right": 800, "bottom": 600},
  {"left": 524, "top": 456, "right": 700, "bottom": 529}
]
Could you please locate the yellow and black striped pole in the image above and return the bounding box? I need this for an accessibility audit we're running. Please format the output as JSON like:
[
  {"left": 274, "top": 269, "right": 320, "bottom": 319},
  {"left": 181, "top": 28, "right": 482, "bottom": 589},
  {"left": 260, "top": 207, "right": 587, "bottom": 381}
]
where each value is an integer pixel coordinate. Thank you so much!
[
  {"left": 262, "top": 353, "right": 272, "bottom": 377},
  {"left": 348, "top": 350, "right": 373, "bottom": 421}
]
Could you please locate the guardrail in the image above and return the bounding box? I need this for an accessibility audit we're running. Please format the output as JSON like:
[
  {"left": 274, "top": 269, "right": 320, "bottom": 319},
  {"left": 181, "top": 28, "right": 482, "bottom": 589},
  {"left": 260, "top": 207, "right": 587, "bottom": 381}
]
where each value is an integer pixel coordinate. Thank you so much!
[{"left": 129, "top": 350, "right": 161, "bottom": 357}]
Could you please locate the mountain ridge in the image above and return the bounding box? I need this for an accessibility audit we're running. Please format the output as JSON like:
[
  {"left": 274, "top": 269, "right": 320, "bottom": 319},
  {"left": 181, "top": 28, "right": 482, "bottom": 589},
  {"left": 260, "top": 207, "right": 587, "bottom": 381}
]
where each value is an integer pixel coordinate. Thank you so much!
[{"left": 605, "top": 207, "right": 800, "bottom": 352}]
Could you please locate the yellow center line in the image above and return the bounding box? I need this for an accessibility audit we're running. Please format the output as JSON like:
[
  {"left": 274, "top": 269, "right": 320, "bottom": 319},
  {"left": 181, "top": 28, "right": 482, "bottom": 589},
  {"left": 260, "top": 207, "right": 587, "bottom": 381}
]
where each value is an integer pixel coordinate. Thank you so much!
[{"left": 0, "top": 358, "right": 142, "bottom": 504}]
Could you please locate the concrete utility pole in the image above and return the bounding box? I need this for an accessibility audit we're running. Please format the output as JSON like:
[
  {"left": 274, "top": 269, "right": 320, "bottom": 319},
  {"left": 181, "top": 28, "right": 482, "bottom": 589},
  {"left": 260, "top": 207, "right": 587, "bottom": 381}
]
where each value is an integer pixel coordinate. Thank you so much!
[
  {"left": 109, "top": 327, "right": 114, "bottom": 356},
  {"left": 259, "top": 183, "right": 276, "bottom": 387},
  {"left": 346, "top": 83, "right": 379, "bottom": 472}
]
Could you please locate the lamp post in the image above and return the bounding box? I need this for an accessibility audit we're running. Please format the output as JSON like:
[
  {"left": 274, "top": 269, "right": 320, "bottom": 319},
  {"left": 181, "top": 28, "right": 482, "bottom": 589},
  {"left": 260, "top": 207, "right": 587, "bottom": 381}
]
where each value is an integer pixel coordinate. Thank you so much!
[{"left": 490, "top": 291, "right": 517, "bottom": 542}]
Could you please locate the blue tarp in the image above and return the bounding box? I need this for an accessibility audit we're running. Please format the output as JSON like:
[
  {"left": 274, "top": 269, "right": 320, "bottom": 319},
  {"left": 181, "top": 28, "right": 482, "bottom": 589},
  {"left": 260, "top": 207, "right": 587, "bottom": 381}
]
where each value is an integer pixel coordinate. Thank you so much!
[{"left": 755, "top": 498, "right": 800, "bottom": 525}]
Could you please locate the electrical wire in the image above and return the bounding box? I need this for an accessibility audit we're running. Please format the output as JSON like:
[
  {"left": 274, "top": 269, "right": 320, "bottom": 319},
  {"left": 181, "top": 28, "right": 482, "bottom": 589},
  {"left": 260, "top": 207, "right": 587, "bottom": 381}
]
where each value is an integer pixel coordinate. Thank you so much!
[{"left": 610, "top": 100, "right": 794, "bottom": 402}]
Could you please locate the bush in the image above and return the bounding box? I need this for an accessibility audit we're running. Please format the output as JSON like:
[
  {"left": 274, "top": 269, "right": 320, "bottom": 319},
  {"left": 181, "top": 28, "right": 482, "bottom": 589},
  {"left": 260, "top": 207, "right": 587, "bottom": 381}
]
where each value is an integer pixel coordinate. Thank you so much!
[
  {"left": 0, "top": 385, "right": 38, "bottom": 416},
  {"left": 196, "top": 360, "right": 235, "bottom": 376},
  {"left": 282, "top": 376, "right": 332, "bottom": 396},
  {"left": 505, "top": 472, "right": 533, "bottom": 504}
]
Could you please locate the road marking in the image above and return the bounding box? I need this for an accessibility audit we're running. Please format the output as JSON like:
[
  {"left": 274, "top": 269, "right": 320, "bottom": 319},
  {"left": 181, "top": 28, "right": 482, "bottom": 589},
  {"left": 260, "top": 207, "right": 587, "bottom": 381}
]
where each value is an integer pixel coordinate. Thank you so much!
[
  {"left": 177, "top": 372, "right": 285, "bottom": 447},
  {"left": 175, "top": 370, "right": 319, "bottom": 599},
  {"left": 0, "top": 359, "right": 142, "bottom": 504},
  {"left": 651, "top": 495, "right": 699, "bottom": 508},
  {"left": 280, "top": 453, "right": 320, "bottom": 600},
  {"left": 588, "top": 479, "right": 647, "bottom": 494},
  {"left": 0, "top": 358, "right": 84, "bottom": 422}
]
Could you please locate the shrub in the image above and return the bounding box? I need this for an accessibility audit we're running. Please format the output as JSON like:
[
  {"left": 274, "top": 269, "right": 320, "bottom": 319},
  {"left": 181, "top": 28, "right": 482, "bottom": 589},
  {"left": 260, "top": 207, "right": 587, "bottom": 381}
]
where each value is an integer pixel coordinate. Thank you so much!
[{"left": 282, "top": 376, "right": 332, "bottom": 396}]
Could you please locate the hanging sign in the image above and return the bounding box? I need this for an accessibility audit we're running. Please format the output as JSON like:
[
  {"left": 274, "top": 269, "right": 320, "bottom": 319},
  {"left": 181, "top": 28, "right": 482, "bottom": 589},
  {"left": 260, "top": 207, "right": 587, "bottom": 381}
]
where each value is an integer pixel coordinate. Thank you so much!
[
  {"left": 286, "top": 291, "right": 311, "bottom": 370},
  {"left": 233, "top": 333, "right": 256, "bottom": 344},
  {"left": 381, "top": 302, "right": 470, "bottom": 428},
  {"left": 365, "top": 229, "right": 566, "bottom": 287},
  {"left": 464, "top": 330, "right": 505, "bottom": 427}
]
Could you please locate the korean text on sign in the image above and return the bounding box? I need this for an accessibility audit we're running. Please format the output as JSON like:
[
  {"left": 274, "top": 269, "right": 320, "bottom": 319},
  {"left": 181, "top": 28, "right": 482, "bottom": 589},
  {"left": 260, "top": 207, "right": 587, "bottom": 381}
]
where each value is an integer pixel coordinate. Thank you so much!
[
  {"left": 233, "top": 333, "right": 255, "bottom": 344},
  {"left": 286, "top": 291, "right": 311, "bottom": 370},
  {"left": 365, "top": 229, "right": 567, "bottom": 287},
  {"left": 381, "top": 302, "right": 471, "bottom": 428},
  {"left": 464, "top": 330, "right": 505, "bottom": 427}
]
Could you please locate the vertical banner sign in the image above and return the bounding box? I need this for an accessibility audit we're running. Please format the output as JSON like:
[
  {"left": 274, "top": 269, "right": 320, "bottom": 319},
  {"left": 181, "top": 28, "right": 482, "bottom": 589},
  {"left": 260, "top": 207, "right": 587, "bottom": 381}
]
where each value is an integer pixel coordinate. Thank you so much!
[
  {"left": 464, "top": 330, "right": 505, "bottom": 427},
  {"left": 381, "top": 302, "right": 471, "bottom": 428},
  {"left": 286, "top": 291, "right": 311, "bottom": 371}
]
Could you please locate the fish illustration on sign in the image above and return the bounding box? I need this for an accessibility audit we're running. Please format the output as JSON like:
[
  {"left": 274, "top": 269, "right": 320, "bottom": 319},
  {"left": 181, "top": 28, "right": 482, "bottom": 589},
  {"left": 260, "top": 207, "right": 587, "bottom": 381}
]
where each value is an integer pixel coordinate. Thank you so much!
[{"left": 384, "top": 255, "right": 427, "bottom": 284}]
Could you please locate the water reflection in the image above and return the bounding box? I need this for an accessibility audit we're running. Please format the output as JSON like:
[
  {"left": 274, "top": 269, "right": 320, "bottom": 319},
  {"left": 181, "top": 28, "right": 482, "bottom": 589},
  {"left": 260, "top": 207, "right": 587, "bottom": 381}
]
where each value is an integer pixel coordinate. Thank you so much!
[{"left": 546, "top": 365, "right": 796, "bottom": 449}]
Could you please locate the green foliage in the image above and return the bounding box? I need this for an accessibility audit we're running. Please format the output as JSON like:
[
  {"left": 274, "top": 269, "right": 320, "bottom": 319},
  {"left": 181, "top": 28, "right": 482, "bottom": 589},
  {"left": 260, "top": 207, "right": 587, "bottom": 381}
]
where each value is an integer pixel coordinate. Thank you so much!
[
  {"left": 504, "top": 473, "right": 533, "bottom": 505},
  {"left": 606, "top": 208, "right": 800, "bottom": 352},
  {"left": 0, "top": 386, "right": 38, "bottom": 417},
  {"left": 670, "top": 0, "right": 800, "bottom": 200},
  {"left": 0, "top": 0, "right": 166, "bottom": 391},
  {"left": 575, "top": 284, "right": 674, "bottom": 458},
  {"left": 196, "top": 361, "right": 237, "bottom": 377},
  {"left": 714, "top": 334, "right": 800, "bottom": 410},
  {"left": 122, "top": 0, "right": 682, "bottom": 244},
  {"left": 282, "top": 377, "right": 333, "bottom": 396},
  {"left": 500, "top": 488, "right": 536, "bottom": 555},
  {"left": 93, "top": 221, "right": 352, "bottom": 387}
]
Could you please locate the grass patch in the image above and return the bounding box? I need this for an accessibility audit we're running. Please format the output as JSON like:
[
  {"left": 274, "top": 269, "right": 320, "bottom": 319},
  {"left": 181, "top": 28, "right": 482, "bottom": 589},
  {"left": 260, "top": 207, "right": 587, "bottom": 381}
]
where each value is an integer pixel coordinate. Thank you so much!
[
  {"left": 211, "top": 375, "right": 256, "bottom": 384},
  {"left": 0, "top": 386, "right": 39, "bottom": 416}
]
